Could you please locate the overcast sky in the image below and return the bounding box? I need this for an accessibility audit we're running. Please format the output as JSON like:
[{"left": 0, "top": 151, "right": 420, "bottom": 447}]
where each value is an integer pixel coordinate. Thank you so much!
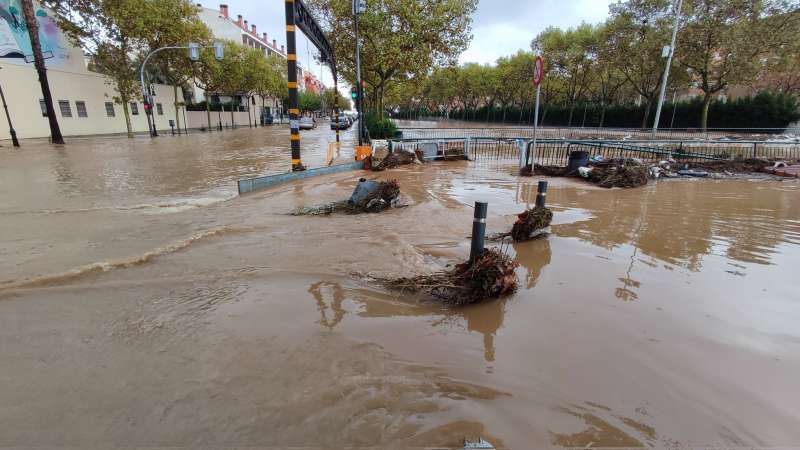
[{"left": 198, "top": 0, "right": 614, "bottom": 87}]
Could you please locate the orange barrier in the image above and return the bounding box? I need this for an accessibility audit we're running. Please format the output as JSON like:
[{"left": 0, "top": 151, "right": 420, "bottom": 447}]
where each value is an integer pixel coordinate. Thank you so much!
[{"left": 355, "top": 145, "right": 372, "bottom": 162}]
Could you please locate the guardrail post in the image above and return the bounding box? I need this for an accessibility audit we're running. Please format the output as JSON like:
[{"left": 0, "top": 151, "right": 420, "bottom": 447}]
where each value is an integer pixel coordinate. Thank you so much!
[
  {"left": 753, "top": 142, "right": 757, "bottom": 159},
  {"left": 465, "top": 137, "right": 471, "bottom": 160},
  {"left": 517, "top": 139, "right": 527, "bottom": 169},
  {"left": 470, "top": 202, "right": 488, "bottom": 263},
  {"left": 536, "top": 181, "right": 548, "bottom": 208}
]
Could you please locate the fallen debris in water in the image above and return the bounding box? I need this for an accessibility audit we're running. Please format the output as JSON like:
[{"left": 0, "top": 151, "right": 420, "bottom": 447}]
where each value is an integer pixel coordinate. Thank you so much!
[
  {"left": 464, "top": 437, "right": 496, "bottom": 449},
  {"left": 382, "top": 248, "right": 519, "bottom": 306},
  {"left": 511, "top": 206, "right": 553, "bottom": 242},
  {"left": 586, "top": 158, "right": 650, "bottom": 188},
  {"left": 292, "top": 179, "right": 402, "bottom": 215},
  {"left": 372, "top": 149, "right": 423, "bottom": 171}
]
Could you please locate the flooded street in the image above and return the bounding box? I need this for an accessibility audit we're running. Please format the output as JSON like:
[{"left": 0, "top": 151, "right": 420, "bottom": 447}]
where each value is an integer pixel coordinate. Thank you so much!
[{"left": 1, "top": 130, "right": 800, "bottom": 448}]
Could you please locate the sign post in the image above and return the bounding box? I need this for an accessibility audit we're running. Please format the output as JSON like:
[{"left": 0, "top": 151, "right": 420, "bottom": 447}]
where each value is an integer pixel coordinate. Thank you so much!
[
  {"left": 529, "top": 55, "right": 544, "bottom": 167},
  {"left": 285, "top": 0, "right": 337, "bottom": 172}
]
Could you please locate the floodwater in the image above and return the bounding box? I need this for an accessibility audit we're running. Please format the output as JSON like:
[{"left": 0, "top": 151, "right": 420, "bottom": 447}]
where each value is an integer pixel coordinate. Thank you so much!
[{"left": 1, "top": 128, "right": 800, "bottom": 448}]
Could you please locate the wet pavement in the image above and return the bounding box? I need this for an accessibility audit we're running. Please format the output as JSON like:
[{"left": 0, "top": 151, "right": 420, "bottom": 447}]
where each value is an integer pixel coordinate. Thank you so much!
[{"left": 1, "top": 129, "right": 800, "bottom": 448}]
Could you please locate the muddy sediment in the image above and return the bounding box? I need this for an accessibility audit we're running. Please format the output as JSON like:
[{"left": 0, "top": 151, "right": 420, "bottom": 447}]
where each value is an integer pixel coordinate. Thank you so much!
[{"left": 1, "top": 136, "right": 799, "bottom": 449}]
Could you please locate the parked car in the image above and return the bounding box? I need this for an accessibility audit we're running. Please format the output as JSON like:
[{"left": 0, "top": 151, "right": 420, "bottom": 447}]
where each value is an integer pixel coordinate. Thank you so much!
[
  {"left": 331, "top": 117, "right": 351, "bottom": 130},
  {"left": 299, "top": 116, "right": 316, "bottom": 130},
  {"left": 262, "top": 114, "right": 274, "bottom": 125}
]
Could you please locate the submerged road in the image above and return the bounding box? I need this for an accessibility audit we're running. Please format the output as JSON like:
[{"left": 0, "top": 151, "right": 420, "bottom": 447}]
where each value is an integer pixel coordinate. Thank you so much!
[{"left": 1, "top": 126, "right": 799, "bottom": 448}]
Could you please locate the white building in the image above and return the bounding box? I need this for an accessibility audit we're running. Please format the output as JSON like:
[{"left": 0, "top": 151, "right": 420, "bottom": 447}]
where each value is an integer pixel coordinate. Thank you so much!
[{"left": 0, "top": 2, "right": 177, "bottom": 141}]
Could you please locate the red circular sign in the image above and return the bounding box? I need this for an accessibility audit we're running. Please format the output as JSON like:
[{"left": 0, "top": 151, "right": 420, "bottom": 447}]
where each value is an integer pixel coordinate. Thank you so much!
[{"left": 533, "top": 56, "right": 544, "bottom": 86}]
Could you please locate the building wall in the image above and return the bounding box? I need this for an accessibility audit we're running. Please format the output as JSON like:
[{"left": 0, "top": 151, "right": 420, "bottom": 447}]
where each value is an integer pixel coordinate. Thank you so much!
[
  {"left": 0, "top": 62, "right": 177, "bottom": 140},
  {"left": 0, "top": 0, "right": 183, "bottom": 141}
]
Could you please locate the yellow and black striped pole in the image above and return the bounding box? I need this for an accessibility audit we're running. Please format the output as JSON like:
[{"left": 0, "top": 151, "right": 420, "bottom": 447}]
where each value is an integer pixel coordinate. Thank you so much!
[
  {"left": 285, "top": 0, "right": 305, "bottom": 171},
  {"left": 334, "top": 78, "right": 340, "bottom": 144}
]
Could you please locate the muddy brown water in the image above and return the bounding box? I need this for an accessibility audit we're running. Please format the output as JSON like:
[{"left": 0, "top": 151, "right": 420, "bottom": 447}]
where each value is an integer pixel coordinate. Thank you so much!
[{"left": 1, "top": 129, "right": 799, "bottom": 448}]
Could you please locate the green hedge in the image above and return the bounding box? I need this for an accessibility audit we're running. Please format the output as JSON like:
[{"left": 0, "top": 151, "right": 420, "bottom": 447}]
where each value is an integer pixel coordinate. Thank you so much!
[
  {"left": 365, "top": 112, "right": 398, "bottom": 139},
  {"left": 395, "top": 91, "right": 799, "bottom": 131}
]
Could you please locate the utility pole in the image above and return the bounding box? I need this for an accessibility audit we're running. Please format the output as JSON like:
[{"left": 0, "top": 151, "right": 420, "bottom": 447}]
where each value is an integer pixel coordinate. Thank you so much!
[
  {"left": 354, "top": 0, "right": 365, "bottom": 145},
  {"left": 21, "top": 0, "right": 63, "bottom": 144},
  {"left": 0, "top": 71, "right": 20, "bottom": 147},
  {"left": 652, "top": 0, "right": 683, "bottom": 136}
]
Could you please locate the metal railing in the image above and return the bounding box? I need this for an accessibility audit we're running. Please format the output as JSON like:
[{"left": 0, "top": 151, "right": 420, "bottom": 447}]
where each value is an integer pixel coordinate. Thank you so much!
[
  {"left": 389, "top": 135, "right": 800, "bottom": 166},
  {"left": 397, "top": 126, "right": 800, "bottom": 142}
]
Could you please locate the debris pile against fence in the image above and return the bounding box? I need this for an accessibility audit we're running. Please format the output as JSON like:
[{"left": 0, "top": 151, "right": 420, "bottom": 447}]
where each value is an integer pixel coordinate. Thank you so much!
[
  {"left": 372, "top": 149, "right": 424, "bottom": 171},
  {"left": 292, "top": 179, "right": 402, "bottom": 215},
  {"left": 382, "top": 248, "right": 519, "bottom": 306},
  {"left": 585, "top": 159, "right": 650, "bottom": 188},
  {"left": 511, "top": 207, "right": 553, "bottom": 242}
]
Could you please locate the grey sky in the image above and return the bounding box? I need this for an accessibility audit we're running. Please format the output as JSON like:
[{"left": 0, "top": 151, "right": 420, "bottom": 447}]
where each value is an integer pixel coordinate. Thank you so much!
[{"left": 198, "top": 0, "right": 614, "bottom": 86}]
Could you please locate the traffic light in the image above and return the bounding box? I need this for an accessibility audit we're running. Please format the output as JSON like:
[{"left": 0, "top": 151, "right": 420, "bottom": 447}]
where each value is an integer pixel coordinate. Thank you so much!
[{"left": 350, "top": 88, "right": 358, "bottom": 100}]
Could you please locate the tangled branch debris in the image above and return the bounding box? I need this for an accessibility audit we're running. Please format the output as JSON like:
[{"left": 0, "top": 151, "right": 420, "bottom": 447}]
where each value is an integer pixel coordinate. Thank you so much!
[
  {"left": 586, "top": 158, "right": 650, "bottom": 188},
  {"left": 382, "top": 248, "right": 519, "bottom": 306},
  {"left": 373, "top": 149, "right": 423, "bottom": 171},
  {"left": 511, "top": 207, "right": 553, "bottom": 241},
  {"left": 292, "top": 180, "right": 401, "bottom": 215}
]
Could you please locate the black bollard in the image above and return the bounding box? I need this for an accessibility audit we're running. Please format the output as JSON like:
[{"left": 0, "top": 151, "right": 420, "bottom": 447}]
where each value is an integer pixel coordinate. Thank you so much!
[
  {"left": 470, "top": 202, "right": 488, "bottom": 263},
  {"left": 536, "top": 181, "right": 548, "bottom": 208}
]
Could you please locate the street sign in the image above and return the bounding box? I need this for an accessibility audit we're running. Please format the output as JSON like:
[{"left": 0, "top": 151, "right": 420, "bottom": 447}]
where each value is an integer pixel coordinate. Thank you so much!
[{"left": 533, "top": 56, "right": 544, "bottom": 87}]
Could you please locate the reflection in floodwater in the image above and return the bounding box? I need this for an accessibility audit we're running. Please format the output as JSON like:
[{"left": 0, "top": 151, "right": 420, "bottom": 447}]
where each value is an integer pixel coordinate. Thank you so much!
[
  {"left": 309, "top": 281, "right": 347, "bottom": 330},
  {"left": 541, "top": 182, "right": 800, "bottom": 269}
]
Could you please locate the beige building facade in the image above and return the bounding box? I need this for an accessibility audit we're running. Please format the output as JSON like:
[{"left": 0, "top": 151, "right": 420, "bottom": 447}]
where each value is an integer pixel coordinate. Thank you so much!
[{"left": 0, "top": 1, "right": 179, "bottom": 141}]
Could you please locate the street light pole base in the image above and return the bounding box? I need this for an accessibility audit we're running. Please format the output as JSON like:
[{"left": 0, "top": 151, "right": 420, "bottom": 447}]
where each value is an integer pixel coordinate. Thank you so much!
[{"left": 292, "top": 163, "right": 307, "bottom": 172}]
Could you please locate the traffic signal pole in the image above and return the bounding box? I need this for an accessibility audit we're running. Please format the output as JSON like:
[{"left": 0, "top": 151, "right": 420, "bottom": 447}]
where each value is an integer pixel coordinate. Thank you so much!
[
  {"left": 285, "top": 0, "right": 305, "bottom": 171},
  {"left": 354, "top": 0, "right": 364, "bottom": 146}
]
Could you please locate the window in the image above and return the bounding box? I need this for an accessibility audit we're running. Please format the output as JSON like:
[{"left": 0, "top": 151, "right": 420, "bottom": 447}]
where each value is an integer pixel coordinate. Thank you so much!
[
  {"left": 58, "top": 100, "right": 72, "bottom": 118},
  {"left": 130, "top": 102, "right": 139, "bottom": 115},
  {"left": 105, "top": 102, "right": 115, "bottom": 117},
  {"left": 39, "top": 99, "right": 47, "bottom": 117},
  {"left": 156, "top": 103, "right": 163, "bottom": 115},
  {"left": 76, "top": 101, "right": 88, "bottom": 118}
]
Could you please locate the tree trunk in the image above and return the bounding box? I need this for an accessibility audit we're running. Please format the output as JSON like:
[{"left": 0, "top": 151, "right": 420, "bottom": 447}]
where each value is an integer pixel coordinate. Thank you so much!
[
  {"left": 205, "top": 100, "right": 212, "bottom": 131},
  {"left": 247, "top": 96, "right": 252, "bottom": 128},
  {"left": 230, "top": 99, "right": 235, "bottom": 128},
  {"left": 22, "top": 0, "right": 64, "bottom": 144},
  {"left": 599, "top": 102, "right": 607, "bottom": 128},
  {"left": 173, "top": 85, "right": 181, "bottom": 135},
  {"left": 700, "top": 93, "right": 713, "bottom": 131},
  {"left": 581, "top": 103, "right": 588, "bottom": 127},
  {"left": 567, "top": 102, "right": 575, "bottom": 127},
  {"left": 640, "top": 99, "right": 652, "bottom": 129},
  {"left": 120, "top": 94, "right": 133, "bottom": 139}
]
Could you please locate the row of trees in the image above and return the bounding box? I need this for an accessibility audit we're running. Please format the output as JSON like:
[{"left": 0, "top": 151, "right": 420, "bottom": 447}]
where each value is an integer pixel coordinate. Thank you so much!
[
  {"left": 390, "top": 0, "right": 800, "bottom": 130},
  {"left": 42, "top": 0, "right": 289, "bottom": 137}
]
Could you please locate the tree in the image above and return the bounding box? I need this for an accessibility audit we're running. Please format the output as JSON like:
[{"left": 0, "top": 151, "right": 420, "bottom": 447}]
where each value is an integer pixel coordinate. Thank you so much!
[
  {"left": 192, "top": 42, "right": 233, "bottom": 129},
  {"left": 678, "top": 0, "right": 800, "bottom": 129},
  {"left": 307, "top": 0, "right": 478, "bottom": 115},
  {"left": 299, "top": 91, "right": 322, "bottom": 113},
  {"left": 606, "top": 0, "right": 677, "bottom": 128},
  {"left": 590, "top": 24, "right": 629, "bottom": 127},
  {"left": 144, "top": 1, "right": 212, "bottom": 134},
  {"left": 533, "top": 24, "right": 598, "bottom": 126},
  {"left": 21, "top": 0, "right": 64, "bottom": 144},
  {"left": 251, "top": 53, "right": 288, "bottom": 122},
  {"left": 47, "top": 0, "right": 208, "bottom": 137}
]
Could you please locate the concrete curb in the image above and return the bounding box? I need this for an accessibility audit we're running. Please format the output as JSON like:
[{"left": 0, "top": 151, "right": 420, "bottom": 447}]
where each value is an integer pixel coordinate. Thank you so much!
[{"left": 238, "top": 161, "right": 366, "bottom": 195}]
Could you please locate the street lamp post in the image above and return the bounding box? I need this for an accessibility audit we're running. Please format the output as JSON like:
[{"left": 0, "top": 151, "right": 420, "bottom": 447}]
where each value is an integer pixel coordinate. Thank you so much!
[
  {"left": 0, "top": 76, "right": 19, "bottom": 147},
  {"left": 652, "top": 0, "right": 683, "bottom": 136},
  {"left": 140, "top": 42, "right": 223, "bottom": 138}
]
